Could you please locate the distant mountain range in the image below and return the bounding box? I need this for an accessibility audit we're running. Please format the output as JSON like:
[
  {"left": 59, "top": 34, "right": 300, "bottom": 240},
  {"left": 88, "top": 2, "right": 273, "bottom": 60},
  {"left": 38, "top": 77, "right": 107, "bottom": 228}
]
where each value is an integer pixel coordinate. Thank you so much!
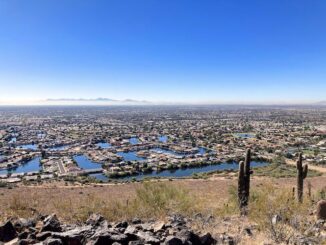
[
  {"left": 316, "top": 101, "right": 326, "bottom": 105},
  {"left": 45, "top": 98, "right": 151, "bottom": 104}
]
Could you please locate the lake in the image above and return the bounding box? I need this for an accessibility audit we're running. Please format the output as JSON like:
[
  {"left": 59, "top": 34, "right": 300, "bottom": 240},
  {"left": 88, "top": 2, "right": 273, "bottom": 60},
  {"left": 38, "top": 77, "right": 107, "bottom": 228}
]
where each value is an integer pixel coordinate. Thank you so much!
[
  {"left": 89, "top": 173, "right": 109, "bottom": 181},
  {"left": 78, "top": 157, "right": 268, "bottom": 182},
  {"left": 119, "top": 161, "right": 268, "bottom": 181},
  {"left": 234, "top": 133, "right": 255, "bottom": 139},
  {"left": 150, "top": 148, "right": 184, "bottom": 156},
  {"left": 117, "top": 151, "right": 146, "bottom": 161},
  {"left": 96, "top": 142, "right": 112, "bottom": 149},
  {"left": 18, "top": 144, "right": 38, "bottom": 150},
  {"left": 0, "top": 157, "right": 42, "bottom": 175},
  {"left": 151, "top": 147, "right": 206, "bottom": 156},
  {"left": 74, "top": 155, "right": 102, "bottom": 169},
  {"left": 159, "top": 135, "right": 168, "bottom": 143},
  {"left": 49, "top": 145, "right": 69, "bottom": 151},
  {"left": 129, "top": 137, "right": 139, "bottom": 145}
]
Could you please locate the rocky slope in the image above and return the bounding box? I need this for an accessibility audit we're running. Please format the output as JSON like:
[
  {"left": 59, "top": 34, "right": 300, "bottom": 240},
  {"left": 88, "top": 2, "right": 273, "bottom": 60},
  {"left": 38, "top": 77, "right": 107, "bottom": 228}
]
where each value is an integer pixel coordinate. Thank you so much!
[{"left": 0, "top": 214, "right": 222, "bottom": 245}]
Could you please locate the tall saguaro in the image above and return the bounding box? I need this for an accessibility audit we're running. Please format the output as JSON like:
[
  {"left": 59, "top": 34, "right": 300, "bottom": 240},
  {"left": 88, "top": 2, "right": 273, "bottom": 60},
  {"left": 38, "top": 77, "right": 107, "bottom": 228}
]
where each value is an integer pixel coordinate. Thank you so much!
[
  {"left": 238, "top": 149, "right": 252, "bottom": 214},
  {"left": 296, "top": 153, "right": 308, "bottom": 203}
]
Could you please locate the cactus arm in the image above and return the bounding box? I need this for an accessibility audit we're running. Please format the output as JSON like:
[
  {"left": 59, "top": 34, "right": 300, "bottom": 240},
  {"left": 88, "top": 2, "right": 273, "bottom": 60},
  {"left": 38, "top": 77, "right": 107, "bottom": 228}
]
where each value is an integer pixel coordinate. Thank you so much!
[{"left": 303, "top": 164, "right": 308, "bottom": 179}]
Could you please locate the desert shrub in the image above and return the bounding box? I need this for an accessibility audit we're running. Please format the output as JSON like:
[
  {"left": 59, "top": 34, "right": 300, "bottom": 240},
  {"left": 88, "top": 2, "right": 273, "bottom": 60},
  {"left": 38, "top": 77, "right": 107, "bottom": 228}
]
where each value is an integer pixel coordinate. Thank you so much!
[
  {"left": 214, "top": 185, "right": 238, "bottom": 217},
  {"left": 216, "top": 182, "right": 312, "bottom": 243},
  {"left": 0, "top": 181, "right": 8, "bottom": 188},
  {"left": 248, "top": 182, "right": 311, "bottom": 243},
  {"left": 50, "top": 182, "right": 194, "bottom": 223},
  {"left": 131, "top": 182, "right": 194, "bottom": 218},
  {"left": 7, "top": 193, "right": 37, "bottom": 218},
  {"left": 317, "top": 186, "right": 326, "bottom": 200}
]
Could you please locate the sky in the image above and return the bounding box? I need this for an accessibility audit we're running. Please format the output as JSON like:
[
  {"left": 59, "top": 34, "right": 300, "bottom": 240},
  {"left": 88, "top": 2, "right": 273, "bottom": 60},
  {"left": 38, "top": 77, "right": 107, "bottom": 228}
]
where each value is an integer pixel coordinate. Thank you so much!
[{"left": 0, "top": 0, "right": 326, "bottom": 105}]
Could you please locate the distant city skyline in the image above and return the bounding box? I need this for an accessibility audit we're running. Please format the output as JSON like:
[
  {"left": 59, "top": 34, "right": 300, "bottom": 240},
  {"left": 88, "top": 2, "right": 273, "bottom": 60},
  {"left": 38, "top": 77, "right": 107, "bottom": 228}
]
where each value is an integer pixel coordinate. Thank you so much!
[{"left": 1, "top": 0, "right": 326, "bottom": 105}]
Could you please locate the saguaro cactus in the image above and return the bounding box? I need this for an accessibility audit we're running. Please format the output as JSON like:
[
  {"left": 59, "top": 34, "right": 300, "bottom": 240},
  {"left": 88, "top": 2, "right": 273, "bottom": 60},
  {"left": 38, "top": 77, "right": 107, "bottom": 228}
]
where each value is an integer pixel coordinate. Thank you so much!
[
  {"left": 296, "top": 153, "right": 308, "bottom": 203},
  {"left": 238, "top": 149, "right": 252, "bottom": 214}
]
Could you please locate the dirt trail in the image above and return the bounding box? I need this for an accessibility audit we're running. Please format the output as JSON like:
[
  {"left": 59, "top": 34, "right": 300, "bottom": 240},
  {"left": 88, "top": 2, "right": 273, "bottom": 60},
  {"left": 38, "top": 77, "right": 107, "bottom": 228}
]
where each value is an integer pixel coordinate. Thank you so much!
[{"left": 285, "top": 159, "right": 326, "bottom": 174}]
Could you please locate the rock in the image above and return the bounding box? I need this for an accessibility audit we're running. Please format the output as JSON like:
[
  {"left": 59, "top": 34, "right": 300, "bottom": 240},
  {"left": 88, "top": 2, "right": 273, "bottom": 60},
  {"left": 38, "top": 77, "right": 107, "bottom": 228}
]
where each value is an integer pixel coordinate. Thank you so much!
[
  {"left": 86, "top": 213, "right": 105, "bottom": 226},
  {"left": 17, "top": 239, "right": 36, "bottom": 245},
  {"left": 242, "top": 227, "right": 253, "bottom": 237},
  {"left": 272, "top": 214, "right": 282, "bottom": 225},
  {"left": 41, "top": 214, "right": 62, "bottom": 232},
  {"left": 124, "top": 225, "right": 138, "bottom": 235},
  {"left": 164, "top": 236, "right": 183, "bottom": 245},
  {"left": 18, "top": 231, "right": 29, "bottom": 240},
  {"left": 218, "top": 235, "right": 235, "bottom": 245},
  {"left": 176, "top": 229, "right": 201, "bottom": 244},
  {"left": 51, "top": 226, "right": 93, "bottom": 245},
  {"left": 200, "top": 233, "right": 215, "bottom": 245},
  {"left": 0, "top": 215, "right": 218, "bottom": 245},
  {"left": 124, "top": 226, "right": 139, "bottom": 241},
  {"left": 27, "top": 233, "right": 37, "bottom": 240},
  {"left": 89, "top": 235, "right": 111, "bottom": 245},
  {"left": 115, "top": 221, "right": 128, "bottom": 228},
  {"left": 45, "top": 238, "right": 63, "bottom": 245},
  {"left": 12, "top": 218, "right": 35, "bottom": 232},
  {"left": 153, "top": 221, "right": 165, "bottom": 232},
  {"left": 131, "top": 219, "right": 141, "bottom": 224},
  {"left": 111, "top": 234, "right": 129, "bottom": 244},
  {"left": 136, "top": 231, "right": 160, "bottom": 244},
  {"left": 316, "top": 200, "right": 326, "bottom": 220},
  {"left": 0, "top": 221, "right": 17, "bottom": 242},
  {"left": 169, "top": 215, "right": 186, "bottom": 228},
  {"left": 128, "top": 241, "right": 143, "bottom": 245},
  {"left": 90, "top": 233, "right": 129, "bottom": 245},
  {"left": 36, "top": 231, "right": 52, "bottom": 241}
]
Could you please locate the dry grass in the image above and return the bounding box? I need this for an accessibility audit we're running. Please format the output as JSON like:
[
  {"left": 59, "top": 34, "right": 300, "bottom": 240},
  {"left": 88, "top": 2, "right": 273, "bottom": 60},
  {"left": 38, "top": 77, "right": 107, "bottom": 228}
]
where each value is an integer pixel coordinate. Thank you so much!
[{"left": 0, "top": 176, "right": 325, "bottom": 244}]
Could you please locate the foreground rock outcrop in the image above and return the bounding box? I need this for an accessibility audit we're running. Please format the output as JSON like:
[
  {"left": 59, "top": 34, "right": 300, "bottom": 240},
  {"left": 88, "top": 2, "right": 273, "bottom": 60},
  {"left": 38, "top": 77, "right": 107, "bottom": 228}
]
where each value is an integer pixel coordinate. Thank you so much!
[{"left": 0, "top": 214, "right": 218, "bottom": 245}]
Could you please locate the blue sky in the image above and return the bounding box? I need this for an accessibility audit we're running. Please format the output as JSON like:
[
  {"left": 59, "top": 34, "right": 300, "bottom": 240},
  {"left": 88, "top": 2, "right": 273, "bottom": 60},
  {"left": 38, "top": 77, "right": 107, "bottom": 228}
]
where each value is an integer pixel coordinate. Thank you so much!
[{"left": 0, "top": 0, "right": 326, "bottom": 104}]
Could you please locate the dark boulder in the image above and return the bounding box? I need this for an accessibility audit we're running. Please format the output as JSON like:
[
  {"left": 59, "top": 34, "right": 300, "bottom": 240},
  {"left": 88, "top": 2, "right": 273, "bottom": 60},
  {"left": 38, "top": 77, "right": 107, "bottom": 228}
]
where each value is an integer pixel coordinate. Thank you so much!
[
  {"left": 200, "top": 233, "right": 216, "bottom": 245},
  {"left": 316, "top": 200, "right": 326, "bottom": 220},
  {"left": 115, "top": 221, "right": 128, "bottom": 229},
  {"left": 164, "top": 236, "right": 183, "bottom": 245},
  {"left": 136, "top": 231, "right": 160, "bottom": 244},
  {"left": 17, "top": 239, "right": 36, "bottom": 245},
  {"left": 42, "top": 214, "right": 62, "bottom": 232},
  {"left": 36, "top": 231, "right": 52, "bottom": 241},
  {"left": 86, "top": 213, "right": 105, "bottom": 227},
  {"left": 12, "top": 218, "right": 36, "bottom": 232},
  {"left": 176, "top": 229, "right": 201, "bottom": 244},
  {"left": 45, "top": 238, "right": 63, "bottom": 245},
  {"left": 0, "top": 221, "right": 17, "bottom": 242}
]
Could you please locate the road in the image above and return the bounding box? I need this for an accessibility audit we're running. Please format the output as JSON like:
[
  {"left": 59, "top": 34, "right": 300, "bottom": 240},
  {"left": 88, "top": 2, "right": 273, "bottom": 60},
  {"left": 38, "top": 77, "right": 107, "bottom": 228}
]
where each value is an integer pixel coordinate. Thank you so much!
[{"left": 57, "top": 161, "right": 66, "bottom": 174}]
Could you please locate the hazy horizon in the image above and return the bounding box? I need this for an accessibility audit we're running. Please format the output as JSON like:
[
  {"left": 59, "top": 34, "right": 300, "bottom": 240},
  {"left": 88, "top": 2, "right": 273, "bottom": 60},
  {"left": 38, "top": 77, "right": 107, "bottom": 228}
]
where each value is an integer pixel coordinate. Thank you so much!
[{"left": 1, "top": 1, "right": 326, "bottom": 103}]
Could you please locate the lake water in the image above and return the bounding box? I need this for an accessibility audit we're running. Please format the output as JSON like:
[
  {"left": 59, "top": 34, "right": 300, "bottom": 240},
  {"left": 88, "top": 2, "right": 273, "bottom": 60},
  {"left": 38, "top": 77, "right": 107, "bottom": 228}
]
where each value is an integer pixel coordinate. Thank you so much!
[
  {"left": 117, "top": 151, "right": 146, "bottom": 161},
  {"left": 159, "top": 135, "right": 168, "bottom": 143},
  {"left": 96, "top": 142, "right": 112, "bottom": 149},
  {"left": 37, "top": 133, "right": 46, "bottom": 139},
  {"left": 18, "top": 144, "right": 38, "bottom": 150},
  {"left": 77, "top": 158, "right": 268, "bottom": 182},
  {"left": 74, "top": 155, "right": 102, "bottom": 169},
  {"left": 151, "top": 147, "right": 206, "bottom": 156},
  {"left": 235, "top": 133, "right": 255, "bottom": 139},
  {"left": 0, "top": 157, "right": 41, "bottom": 175},
  {"left": 150, "top": 148, "right": 185, "bottom": 157},
  {"left": 119, "top": 161, "right": 268, "bottom": 181},
  {"left": 89, "top": 173, "right": 109, "bottom": 181},
  {"left": 197, "top": 147, "right": 206, "bottom": 155},
  {"left": 49, "top": 145, "right": 68, "bottom": 151},
  {"left": 129, "top": 137, "right": 139, "bottom": 145},
  {"left": 9, "top": 137, "right": 17, "bottom": 144}
]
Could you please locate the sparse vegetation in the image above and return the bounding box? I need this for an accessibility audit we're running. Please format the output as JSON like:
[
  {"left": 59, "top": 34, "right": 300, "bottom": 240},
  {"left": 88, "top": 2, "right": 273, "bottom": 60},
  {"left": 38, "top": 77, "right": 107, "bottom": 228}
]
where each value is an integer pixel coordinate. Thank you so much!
[{"left": 254, "top": 157, "right": 321, "bottom": 178}]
